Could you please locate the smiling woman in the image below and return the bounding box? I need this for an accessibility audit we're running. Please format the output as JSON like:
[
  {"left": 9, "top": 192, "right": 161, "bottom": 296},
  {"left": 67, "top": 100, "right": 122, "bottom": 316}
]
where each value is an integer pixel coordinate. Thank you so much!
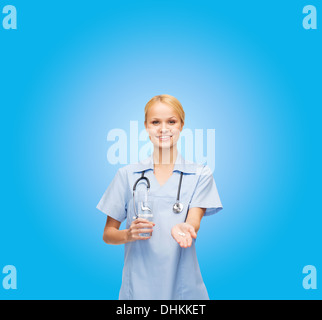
[
  {"left": 144, "top": 94, "right": 185, "bottom": 166},
  {"left": 96, "top": 94, "right": 223, "bottom": 300}
]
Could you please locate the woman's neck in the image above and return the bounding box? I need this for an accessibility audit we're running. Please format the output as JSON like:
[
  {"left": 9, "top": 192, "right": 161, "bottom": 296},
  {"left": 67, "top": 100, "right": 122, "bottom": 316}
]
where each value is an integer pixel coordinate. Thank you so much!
[{"left": 153, "top": 147, "right": 178, "bottom": 166}]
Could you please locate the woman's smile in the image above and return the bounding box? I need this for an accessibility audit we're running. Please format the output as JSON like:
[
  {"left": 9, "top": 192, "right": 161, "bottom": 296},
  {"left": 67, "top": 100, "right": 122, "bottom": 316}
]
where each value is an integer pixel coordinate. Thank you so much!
[{"left": 158, "top": 135, "right": 173, "bottom": 141}]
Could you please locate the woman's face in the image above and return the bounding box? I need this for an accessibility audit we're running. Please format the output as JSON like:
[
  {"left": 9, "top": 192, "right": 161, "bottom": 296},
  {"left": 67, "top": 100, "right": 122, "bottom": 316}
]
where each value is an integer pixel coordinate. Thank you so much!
[{"left": 145, "top": 102, "right": 183, "bottom": 150}]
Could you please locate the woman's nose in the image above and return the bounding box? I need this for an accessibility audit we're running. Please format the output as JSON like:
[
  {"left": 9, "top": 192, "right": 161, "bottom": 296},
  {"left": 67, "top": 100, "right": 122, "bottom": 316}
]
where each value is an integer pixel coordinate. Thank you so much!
[
  {"left": 160, "top": 128, "right": 169, "bottom": 134},
  {"left": 160, "top": 122, "right": 169, "bottom": 131}
]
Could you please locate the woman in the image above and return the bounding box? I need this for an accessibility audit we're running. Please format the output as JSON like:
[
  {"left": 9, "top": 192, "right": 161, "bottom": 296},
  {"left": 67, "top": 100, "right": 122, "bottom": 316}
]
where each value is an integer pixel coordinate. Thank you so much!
[{"left": 96, "top": 94, "right": 223, "bottom": 299}]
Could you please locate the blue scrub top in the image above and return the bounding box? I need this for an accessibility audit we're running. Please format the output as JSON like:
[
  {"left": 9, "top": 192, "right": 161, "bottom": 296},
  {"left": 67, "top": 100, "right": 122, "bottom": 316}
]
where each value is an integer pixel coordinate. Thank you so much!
[{"left": 96, "top": 151, "right": 223, "bottom": 300}]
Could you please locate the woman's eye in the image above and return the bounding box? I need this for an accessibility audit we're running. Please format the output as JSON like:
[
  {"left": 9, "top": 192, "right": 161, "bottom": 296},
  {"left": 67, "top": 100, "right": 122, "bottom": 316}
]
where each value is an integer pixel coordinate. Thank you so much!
[{"left": 151, "top": 120, "right": 176, "bottom": 125}]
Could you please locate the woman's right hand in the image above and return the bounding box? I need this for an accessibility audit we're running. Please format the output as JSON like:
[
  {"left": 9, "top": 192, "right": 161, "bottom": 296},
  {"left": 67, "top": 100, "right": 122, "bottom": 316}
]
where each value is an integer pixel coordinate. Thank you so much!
[{"left": 126, "top": 218, "right": 155, "bottom": 242}]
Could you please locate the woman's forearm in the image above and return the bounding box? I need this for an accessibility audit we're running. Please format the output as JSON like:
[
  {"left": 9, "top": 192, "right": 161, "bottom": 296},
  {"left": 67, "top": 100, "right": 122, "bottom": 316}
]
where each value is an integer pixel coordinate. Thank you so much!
[
  {"left": 185, "top": 218, "right": 200, "bottom": 234},
  {"left": 103, "top": 227, "right": 129, "bottom": 245},
  {"left": 185, "top": 207, "right": 206, "bottom": 234}
]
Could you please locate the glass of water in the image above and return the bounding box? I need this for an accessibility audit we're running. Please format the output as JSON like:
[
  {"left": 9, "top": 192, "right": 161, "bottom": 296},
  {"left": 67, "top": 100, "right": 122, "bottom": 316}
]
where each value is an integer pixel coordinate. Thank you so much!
[{"left": 138, "top": 200, "right": 153, "bottom": 237}]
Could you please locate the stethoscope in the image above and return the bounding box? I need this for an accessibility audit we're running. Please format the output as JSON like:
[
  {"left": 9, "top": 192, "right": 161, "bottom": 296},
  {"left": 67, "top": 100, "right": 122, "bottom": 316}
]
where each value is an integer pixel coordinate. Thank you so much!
[{"left": 132, "top": 170, "right": 184, "bottom": 219}]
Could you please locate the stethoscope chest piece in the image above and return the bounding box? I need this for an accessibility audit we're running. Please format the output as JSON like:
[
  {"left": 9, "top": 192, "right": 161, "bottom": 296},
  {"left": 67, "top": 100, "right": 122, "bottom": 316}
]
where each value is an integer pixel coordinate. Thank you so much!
[{"left": 173, "top": 202, "right": 184, "bottom": 214}]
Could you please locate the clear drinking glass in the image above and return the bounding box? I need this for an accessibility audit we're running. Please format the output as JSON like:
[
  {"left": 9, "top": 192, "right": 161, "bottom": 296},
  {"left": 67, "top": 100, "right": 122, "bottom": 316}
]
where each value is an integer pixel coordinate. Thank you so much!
[
  {"left": 135, "top": 190, "right": 153, "bottom": 237},
  {"left": 137, "top": 200, "right": 153, "bottom": 237}
]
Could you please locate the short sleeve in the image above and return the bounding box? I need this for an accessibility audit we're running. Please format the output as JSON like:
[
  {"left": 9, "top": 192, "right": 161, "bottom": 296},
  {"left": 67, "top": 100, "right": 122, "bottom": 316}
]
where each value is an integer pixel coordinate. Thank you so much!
[
  {"left": 189, "top": 165, "right": 223, "bottom": 217},
  {"left": 96, "top": 168, "right": 129, "bottom": 223}
]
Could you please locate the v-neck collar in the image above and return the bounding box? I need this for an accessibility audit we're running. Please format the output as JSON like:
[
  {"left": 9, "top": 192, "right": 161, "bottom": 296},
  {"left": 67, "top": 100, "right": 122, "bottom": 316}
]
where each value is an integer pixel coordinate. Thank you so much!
[
  {"left": 151, "top": 170, "right": 174, "bottom": 189},
  {"left": 133, "top": 151, "right": 197, "bottom": 174}
]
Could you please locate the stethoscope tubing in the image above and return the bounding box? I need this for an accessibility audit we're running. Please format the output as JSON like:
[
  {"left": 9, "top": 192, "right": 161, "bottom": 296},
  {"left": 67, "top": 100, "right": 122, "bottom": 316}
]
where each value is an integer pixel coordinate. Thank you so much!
[{"left": 133, "top": 170, "right": 184, "bottom": 218}]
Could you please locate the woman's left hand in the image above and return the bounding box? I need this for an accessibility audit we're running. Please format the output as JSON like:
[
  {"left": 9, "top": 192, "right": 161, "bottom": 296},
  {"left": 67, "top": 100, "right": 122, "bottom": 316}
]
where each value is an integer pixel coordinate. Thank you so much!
[{"left": 171, "top": 223, "right": 197, "bottom": 248}]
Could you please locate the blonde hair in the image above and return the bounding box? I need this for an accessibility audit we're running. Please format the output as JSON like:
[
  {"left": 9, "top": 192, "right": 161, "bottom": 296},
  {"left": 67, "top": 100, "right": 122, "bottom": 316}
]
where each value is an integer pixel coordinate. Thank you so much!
[{"left": 144, "top": 94, "right": 185, "bottom": 125}]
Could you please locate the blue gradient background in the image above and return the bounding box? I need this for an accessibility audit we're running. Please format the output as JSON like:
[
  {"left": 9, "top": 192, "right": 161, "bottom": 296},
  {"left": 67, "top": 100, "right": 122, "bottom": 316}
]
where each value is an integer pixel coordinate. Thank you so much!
[{"left": 1, "top": 1, "right": 321, "bottom": 299}]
